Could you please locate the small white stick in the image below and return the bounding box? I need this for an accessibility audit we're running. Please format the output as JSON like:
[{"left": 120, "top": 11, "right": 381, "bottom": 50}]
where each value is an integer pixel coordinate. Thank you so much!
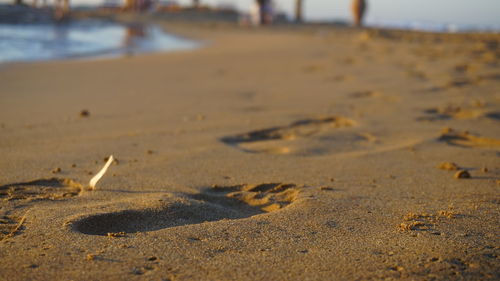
[{"left": 89, "top": 155, "right": 114, "bottom": 190}]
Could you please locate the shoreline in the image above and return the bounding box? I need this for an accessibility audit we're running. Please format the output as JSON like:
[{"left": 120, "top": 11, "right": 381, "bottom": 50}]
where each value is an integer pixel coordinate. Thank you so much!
[
  {"left": 0, "top": 19, "right": 201, "bottom": 64},
  {"left": 2, "top": 9, "right": 499, "bottom": 65}
]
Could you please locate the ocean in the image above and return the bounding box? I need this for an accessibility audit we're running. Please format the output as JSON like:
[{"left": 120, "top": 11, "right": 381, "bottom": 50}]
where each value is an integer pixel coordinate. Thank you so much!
[{"left": 0, "top": 20, "right": 199, "bottom": 63}]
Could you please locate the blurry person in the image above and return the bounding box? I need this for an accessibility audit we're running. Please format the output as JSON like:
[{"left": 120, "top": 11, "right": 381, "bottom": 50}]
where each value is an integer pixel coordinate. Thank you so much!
[
  {"left": 124, "top": 0, "right": 135, "bottom": 11},
  {"left": 123, "top": 23, "right": 146, "bottom": 55},
  {"left": 54, "top": 0, "right": 70, "bottom": 21},
  {"left": 256, "top": 0, "right": 273, "bottom": 25},
  {"left": 351, "top": 0, "right": 367, "bottom": 26},
  {"left": 262, "top": 0, "right": 274, "bottom": 24},
  {"left": 295, "top": 0, "right": 303, "bottom": 22},
  {"left": 256, "top": 0, "right": 265, "bottom": 24},
  {"left": 249, "top": 1, "right": 261, "bottom": 26}
]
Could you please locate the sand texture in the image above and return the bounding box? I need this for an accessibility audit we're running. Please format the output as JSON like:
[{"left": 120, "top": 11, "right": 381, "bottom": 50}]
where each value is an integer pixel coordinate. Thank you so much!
[{"left": 0, "top": 22, "right": 499, "bottom": 280}]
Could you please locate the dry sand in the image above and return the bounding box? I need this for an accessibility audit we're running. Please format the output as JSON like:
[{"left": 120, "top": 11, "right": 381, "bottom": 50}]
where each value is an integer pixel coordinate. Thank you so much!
[{"left": 0, "top": 22, "right": 499, "bottom": 280}]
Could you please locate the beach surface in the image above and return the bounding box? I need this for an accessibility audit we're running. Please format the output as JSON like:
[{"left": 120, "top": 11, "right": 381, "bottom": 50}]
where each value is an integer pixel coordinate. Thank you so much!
[{"left": 0, "top": 22, "right": 499, "bottom": 280}]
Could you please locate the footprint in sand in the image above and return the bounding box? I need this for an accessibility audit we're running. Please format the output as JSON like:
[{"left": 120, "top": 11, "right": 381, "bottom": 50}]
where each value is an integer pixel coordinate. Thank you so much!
[
  {"left": 477, "top": 73, "right": 500, "bottom": 82},
  {"left": 0, "top": 178, "right": 83, "bottom": 240},
  {"left": 0, "top": 178, "right": 83, "bottom": 201},
  {"left": 0, "top": 215, "right": 25, "bottom": 241},
  {"left": 485, "top": 111, "right": 500, "bottom": 121},
  {"left": 427, "top": 76, "right": 479, "bottom": 92},
  {"left": 439, "top": 128, "right": 500, "bottom": 148},
  {"left": 349, "top": 90, "right": 381, "bottom": 99},
  {"left": 445, "top": 77, "right": 479, "bottom": 88},
  {"left": 453, "top": 63, "right": 476, "bottom": 74},
  {"left": 220, "top": 116, "right": 356, "bottom": 155},
  {"left": 418, "top": 105, "right": 486, "bottom": 121},
  {"left": 302, "top": 64, "right": 325, "bottom": 73},
  {"left": 325, "top": 74, "right": 353, "bottom": 83},
  {"left": 73, "top": 183, "right": 300, "bottom": 236},
  {"left": 405, "top": 67, "right": 428, "bottom": 81},
  {"left": 448, "top": 72, "right": 500, "bottom": 87}
]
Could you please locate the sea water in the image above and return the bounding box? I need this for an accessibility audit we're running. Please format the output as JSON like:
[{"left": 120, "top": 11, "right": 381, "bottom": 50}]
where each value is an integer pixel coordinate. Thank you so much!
[
  {"left": 364, "top": 19, "right": 500, "bottom": 33},
  {"left": 0, "top": 20, "right": 199, "bottom": 63}
]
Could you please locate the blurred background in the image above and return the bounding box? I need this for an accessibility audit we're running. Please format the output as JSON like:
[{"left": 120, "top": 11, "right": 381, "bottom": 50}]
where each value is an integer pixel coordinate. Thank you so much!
[
  {"left": 156, "top": 0, "right": 500, "bottom": 28},
  {"left": 1, "top": 0, "right": 499, "bottom": 63},
  {"left": 1, "top": 0, "right": 500, "bottom": 30}
]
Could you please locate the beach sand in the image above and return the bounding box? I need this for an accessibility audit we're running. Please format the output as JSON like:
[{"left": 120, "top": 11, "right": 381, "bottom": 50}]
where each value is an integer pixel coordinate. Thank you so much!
[{"left": 0, "top": 22, "right": 499, "bottom": 280}]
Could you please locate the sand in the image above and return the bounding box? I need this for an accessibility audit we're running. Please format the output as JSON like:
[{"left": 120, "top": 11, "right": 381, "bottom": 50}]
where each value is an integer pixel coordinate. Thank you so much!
[{"left": 0, "top": 21, "right": 499, "bottom": 280}]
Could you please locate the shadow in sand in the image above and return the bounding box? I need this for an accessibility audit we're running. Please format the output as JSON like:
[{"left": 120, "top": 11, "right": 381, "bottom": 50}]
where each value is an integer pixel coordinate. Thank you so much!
[
  {"left": 486, "top": 112, "right": 500, "bottom": 120},
  {"left": 73, "top": 183, "right": 299, "bottom": 236}
]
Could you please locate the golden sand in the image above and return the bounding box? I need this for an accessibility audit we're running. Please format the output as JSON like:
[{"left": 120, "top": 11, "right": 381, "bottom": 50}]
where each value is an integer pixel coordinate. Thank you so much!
[{"left": 0, "top": 21, "right": 499, "bottom": 280}]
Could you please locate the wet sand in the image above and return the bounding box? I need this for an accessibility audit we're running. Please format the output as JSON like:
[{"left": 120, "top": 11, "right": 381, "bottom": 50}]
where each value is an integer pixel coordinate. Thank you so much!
[{"left": 0, "top": 22, "right": 499, "bottom": 280}]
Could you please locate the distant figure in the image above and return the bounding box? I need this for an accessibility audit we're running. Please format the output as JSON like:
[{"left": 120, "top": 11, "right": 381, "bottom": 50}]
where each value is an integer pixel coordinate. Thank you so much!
[
  {"left": 249, "top": 1, "right": 261, "bottom": 26},
  {"left": 123, "top": 24, "right": 146, "bottom": 55},
  {"left": 351, "top": 0, "right": 367, "bottom": 26},
  {"left": 54, "top": 0, "right": 70, "bottom": 21},
  {"left": 256, "top": 0, "right": 273, "bottom": 25},
  {"left": 295, "top": 0, "right": 303, "bottom": 22}
]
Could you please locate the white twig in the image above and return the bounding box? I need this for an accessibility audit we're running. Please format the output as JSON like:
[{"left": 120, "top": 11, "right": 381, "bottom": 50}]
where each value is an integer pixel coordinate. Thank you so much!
[{"left": 89, "top": 155, "right": 114, "bottom": 190}]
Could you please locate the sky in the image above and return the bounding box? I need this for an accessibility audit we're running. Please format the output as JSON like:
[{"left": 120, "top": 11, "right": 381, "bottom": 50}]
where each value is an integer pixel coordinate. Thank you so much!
[
  {"left": 202, "top": 0, "right": 500, "bottom": 26},
  {"left": 3, "top": 0, "right": 500, "bottom": 27}
]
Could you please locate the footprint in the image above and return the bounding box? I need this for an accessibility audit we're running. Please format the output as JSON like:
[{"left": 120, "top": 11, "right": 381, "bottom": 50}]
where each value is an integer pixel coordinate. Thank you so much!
[
  {"left": 418, "top": 105, "right": 485, "bottom": 121},
  {"left": 206, "top": 183, "right": 299, "bottom": 212},
  {"left": 439, "top": 128, "right": 500, "bottom": 148},
  {"left": 453, "top": 63, "right": 475, "bottom": 74},
  {"left": 349, "top": 90, "right": 381, "bottom": 99},
  {"left": 0, "top": 215, "right": 24, "bottom": 241},
  {"left": 220, "top": 116, "right": 356, "bottom": 154},
  {"left": 477, "top": 73, "right": 500, "bottom": 82},
  {"left": 0, "top": 178, "right": 82, "bottom": 201},
  {"left": 398, "top": 211, "right": 458, "bottom": 233},
  {"left": 428, "top": 75, "right": 483, "bottom": 92},
  {"left": 73, "top": 183, "right": 300, "bottom": 236},
  {"left": 302, "top": 64, "right": 324, "bottom": 73},
  {"left": 486, "top": 111, "right": 500, "bottom": 121},
  {"left": 405, "top": 68, "right": 428, "bottom": 80},
  {"left": 444, "top": 77, "right": 479, "bottom": 89},
  {"left": 325, "top": 74, "right": 353, "bottom": 83}
]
